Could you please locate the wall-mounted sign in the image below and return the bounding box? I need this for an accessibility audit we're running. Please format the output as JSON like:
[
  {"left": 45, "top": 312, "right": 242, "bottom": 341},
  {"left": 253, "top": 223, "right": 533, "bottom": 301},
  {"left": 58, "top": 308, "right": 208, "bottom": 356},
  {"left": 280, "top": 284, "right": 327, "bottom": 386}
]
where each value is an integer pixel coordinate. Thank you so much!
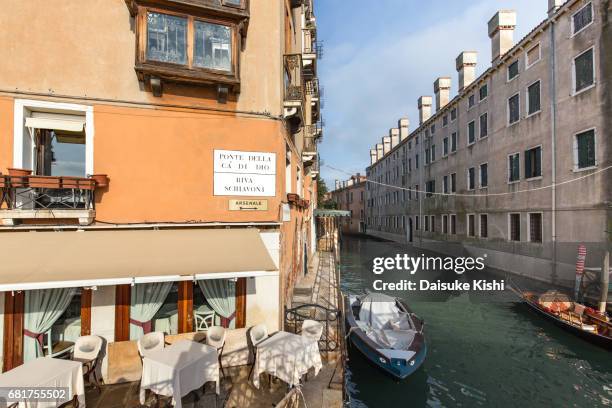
[
  {"left": 229, "top": 199, "right": 268, "bottom": 211},
  {"left": 214, "top": 150, "right": 276, "bottom": 197}
]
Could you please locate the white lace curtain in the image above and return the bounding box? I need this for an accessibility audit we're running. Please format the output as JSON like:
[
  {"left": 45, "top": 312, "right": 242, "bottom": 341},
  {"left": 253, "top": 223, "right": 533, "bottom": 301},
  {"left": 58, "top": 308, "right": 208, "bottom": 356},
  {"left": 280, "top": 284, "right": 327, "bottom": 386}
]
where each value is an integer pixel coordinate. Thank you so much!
[{"left": 198, "top": 279, "right": 236, "bottom": 328}]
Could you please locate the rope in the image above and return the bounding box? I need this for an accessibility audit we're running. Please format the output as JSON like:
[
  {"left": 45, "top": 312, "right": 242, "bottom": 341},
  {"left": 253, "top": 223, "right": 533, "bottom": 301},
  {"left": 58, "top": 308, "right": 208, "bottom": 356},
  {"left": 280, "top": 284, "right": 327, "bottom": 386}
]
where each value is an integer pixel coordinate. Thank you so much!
[{"left": 323, "top": 163, "right": 612, "bottom": 198}]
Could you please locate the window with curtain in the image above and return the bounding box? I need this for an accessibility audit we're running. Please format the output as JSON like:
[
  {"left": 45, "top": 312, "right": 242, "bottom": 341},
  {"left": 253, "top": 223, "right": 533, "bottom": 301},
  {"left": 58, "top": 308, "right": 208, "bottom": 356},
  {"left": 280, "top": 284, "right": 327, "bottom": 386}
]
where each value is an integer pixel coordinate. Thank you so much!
[
  {"left": 198, "top": 279, "right": 236, "bottom": 328},
  {"left": 575, "top": 129, "right": 596, "bottom": 169},
  {"left": 130, "top": 282, "right": 173, "bottom": 340},
  {"left": 194, "top": 21, "right": 232, "bottom": 72},
  {"left": 147, "top": 12, "right": 188, "bottom": 64},
  {"left": 574, "top": 48, "right": 594, "bottom": 93}
]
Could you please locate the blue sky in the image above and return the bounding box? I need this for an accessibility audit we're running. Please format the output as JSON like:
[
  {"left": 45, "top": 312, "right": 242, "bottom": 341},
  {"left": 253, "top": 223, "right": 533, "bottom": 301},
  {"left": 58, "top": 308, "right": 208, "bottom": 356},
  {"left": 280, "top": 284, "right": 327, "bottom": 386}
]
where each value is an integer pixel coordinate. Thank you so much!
[{"left": 316, "top": 0, "right": 548, "bottom": 188}]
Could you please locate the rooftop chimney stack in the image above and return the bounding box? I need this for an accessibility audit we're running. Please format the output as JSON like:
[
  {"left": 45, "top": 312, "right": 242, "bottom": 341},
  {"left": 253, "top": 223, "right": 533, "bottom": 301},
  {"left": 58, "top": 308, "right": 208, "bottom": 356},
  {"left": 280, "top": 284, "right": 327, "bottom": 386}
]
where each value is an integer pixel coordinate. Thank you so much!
[
  {"left": 488, "top": 10, "right": 517, "bottom": 63},
  {"left": 335, "top": 180, "right": 340, "bottom": 190},
  {"left": 382, "top": 136, "right": 391, "bottom": 155},
  {"left": 418, "top": 96, "right": 433, "bottom": 125},
  {"left": 548, "top": 0, "right": 564, "bottom": 17},
  {"left": 370, "top": 149, "right": 377, "bottom": 165},
  {"left": 456, "top": 52, "right": 478, "bottom": 92},
  {"left": 390, "top": 128, "right": 400, "bottom": 148},
  {"left": 376, "top": 143, "right": 383, "bottom": 159},
  {"left": 434, "top": 77, "right": 452, "bottom": 111},
  {"left": 398, "top": 118, "right": 409, "bottom": 140}
]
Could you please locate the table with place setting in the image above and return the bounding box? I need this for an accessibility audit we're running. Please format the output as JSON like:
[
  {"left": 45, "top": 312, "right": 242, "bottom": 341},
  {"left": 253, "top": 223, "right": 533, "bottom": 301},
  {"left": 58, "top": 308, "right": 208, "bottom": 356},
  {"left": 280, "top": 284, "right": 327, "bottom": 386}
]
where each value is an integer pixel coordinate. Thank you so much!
[
  {"left": 252, "top": 331, "right": 322, "bottom": 389},
  {"left": 139, "top": 339, "right": 219, "bottom": 408}
]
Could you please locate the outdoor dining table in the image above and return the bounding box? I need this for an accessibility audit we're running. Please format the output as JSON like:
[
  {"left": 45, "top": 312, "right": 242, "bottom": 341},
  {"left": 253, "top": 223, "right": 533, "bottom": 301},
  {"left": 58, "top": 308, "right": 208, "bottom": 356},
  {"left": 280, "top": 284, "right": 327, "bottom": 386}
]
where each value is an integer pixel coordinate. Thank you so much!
[
  {"left": 252, "top": 331, "right": 322, "bottom": 389},
  {"left": 0, "top": 357, "right": 85, "bottom": 408},
  {"left": 139, "top": 339, "right": 219, "bottom": 408}
]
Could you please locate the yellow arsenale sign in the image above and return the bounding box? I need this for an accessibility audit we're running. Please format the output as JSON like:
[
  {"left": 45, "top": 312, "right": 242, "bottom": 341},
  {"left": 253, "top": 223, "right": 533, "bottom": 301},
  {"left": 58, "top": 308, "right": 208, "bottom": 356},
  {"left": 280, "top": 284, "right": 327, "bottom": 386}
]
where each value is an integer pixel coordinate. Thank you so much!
[{"left": 228, "top": 199, "right": 268, "bottom": 211}]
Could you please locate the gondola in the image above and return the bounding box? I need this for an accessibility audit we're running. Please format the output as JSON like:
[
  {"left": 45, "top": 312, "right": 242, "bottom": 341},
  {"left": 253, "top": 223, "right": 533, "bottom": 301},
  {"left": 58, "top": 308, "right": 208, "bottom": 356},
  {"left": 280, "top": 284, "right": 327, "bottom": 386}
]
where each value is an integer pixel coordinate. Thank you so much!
[
  {"left": 344, "top": 293, "right": 427, "bottom": 380},
  {"left": 508, "top": 281, "right": 612, "bottom": 350}
]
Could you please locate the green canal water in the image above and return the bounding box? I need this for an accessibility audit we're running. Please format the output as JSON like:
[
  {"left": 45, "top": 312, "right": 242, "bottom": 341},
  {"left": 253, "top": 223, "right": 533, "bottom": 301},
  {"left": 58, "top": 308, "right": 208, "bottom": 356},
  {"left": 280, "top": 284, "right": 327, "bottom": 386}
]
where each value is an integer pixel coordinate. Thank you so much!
[{"left": 340, "top": 235, "right": 612, "bottom": 408}]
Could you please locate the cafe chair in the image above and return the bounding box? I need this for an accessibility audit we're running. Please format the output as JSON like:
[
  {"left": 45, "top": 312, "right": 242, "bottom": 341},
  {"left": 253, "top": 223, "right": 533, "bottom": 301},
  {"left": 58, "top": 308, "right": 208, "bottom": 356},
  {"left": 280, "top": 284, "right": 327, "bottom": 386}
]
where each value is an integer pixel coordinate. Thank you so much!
[
  {"left": 301, "top": 320, "right": 324, "bottom": 342},
  {"left": 206, "top": 326, "right": 227, "bottom": 379},
  {"left": 72, "top": 335, "right": 103, "bottom": 393},
  {"left": 195, "top": 312, "right": 215, "bottom": 332},
  {"left": 137, "top": 332, "right": 165, "bottom": 361},
  {"left": 248, "top": 324, "right": 269, "bottom": 381}
]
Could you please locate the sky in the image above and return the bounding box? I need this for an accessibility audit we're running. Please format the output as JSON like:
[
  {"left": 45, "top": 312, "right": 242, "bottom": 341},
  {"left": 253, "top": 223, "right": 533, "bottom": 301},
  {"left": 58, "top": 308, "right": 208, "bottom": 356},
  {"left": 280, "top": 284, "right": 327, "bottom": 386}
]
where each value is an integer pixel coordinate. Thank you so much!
[{"left": 316, "top": 0, "right": 548, "bottom": 188}]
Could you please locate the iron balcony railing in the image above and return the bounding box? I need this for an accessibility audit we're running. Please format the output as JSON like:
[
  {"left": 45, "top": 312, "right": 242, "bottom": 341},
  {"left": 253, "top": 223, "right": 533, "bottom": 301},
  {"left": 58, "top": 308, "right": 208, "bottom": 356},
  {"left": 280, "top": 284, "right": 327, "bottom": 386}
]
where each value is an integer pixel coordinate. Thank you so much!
[
  {"left": 303, "top": 136, "right": 318, "bottom": 153},
  {"left": 0, "top": 175, "right": 97, "bottom": 210},
  {"left": 305, "top": 123, "right": 322, "bottom": 140},
  {"left": 306, "top": 78, "right": 320, "bottom": 98},
  {"left": 283, "top": 54, "right": 304, "bottom": 102}
]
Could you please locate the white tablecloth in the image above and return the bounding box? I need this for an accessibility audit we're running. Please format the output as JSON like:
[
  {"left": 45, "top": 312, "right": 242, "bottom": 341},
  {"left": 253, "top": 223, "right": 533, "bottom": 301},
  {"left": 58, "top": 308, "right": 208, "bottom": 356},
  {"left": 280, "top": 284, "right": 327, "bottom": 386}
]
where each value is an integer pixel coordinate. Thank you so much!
[
  {"left": 0, "top": 357, "right": 85, "bottom": 408},
  {"left": 252, "top": 331, "right": 322, "bottom": 389},
  {"left": 139, "top": 340, "right": 219, "bottom": 408}
]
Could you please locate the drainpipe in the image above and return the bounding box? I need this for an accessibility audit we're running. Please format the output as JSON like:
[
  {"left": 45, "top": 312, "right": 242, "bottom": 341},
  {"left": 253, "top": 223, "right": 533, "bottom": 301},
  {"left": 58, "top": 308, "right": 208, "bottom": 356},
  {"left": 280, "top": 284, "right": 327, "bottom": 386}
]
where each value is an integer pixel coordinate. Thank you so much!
[
  {"left": 550, "top": 20, "right": 558, "bottom": 281},
  {"left": 419, "top": 136, "right": 424, "bottom": 246}
]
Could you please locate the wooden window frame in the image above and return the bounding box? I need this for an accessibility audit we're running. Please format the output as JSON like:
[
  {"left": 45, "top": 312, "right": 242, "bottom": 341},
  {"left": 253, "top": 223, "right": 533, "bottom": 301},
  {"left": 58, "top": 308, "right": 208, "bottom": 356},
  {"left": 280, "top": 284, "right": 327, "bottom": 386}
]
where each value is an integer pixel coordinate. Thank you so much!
[{"left": 133, "top": 4, "right": 245, "bottom": 92}]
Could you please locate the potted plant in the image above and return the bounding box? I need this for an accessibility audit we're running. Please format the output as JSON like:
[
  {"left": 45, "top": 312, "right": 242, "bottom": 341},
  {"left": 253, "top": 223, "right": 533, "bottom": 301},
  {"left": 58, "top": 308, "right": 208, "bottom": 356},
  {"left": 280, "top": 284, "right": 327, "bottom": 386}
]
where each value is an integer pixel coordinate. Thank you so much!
[
  {"left": 90, "top": 174, "right": 109, "bottom": 188},
  {"left": 7, "top": 168, "right": 32, "bottom": 188},
  {"left": 29, "top": 175, "right": 61, "bottom": 189},
  {"left": 287, "top": 193, "right": 299, "bottom": 204}
]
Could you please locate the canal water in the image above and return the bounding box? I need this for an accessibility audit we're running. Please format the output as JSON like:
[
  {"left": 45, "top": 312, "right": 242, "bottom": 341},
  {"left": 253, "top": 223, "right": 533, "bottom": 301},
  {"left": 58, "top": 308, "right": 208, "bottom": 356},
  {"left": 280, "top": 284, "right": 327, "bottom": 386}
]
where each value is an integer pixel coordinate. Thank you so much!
[{"left": 340, "top": 235, "right": 612, "bottom": 408}]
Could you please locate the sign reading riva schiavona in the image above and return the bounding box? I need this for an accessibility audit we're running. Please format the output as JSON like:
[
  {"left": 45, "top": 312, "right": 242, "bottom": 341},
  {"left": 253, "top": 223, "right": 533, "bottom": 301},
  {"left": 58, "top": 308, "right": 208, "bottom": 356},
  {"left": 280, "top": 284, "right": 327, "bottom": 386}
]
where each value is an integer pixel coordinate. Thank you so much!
[{"left": 214, "top": 150, "right": 276, "bottom": 196}]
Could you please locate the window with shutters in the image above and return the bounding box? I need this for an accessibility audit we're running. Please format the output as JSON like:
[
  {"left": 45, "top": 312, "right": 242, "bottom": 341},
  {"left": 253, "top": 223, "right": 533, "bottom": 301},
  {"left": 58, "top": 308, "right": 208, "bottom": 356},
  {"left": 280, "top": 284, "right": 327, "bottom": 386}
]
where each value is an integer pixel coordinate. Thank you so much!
[
  {"left": 527, "top": 80, "right": 541, "bottom": 116},
  {"left": 529, "top": 213, "right": 543, "bottom": 243},
  {"left": 443, "top": 137, "right": 449, "bottom": 156},
  {"left": 451, "top": 132, "right": 457, "bottom": 152},
  {"left": 479, "top": 163, "right": 488, "bottom": 188},
  {"left": 509, "top": 213, "right": 521, "bottom": 241},
  {"left": 431, "top": 145, "right": 436, "bottom": 161},
  {"left": 468, "top": 121, "right": 476, "bottom": 145},
  {"left": 480, "top": 214, "right": 488, "bottom": 238},
  {"left": 467, "top": 167, "right": 475, "bottom": 190},
  {"left": 451, "top": 173, "right": 456, "bottom": 193},
  {"left": 479, "top": 84, "right": 488, "bottom": 101},
  {"left": 573, "top": 48, "right": 595, "bottom": 94},
  {"left": 443, "top": 215, "right": 448, "bottom": 234},
  {"left": 468, "top": 94, "right": 475, "bottom": 109},
  {"left": 508, "top": 93, "right": 520, "bottom": 124},
  {"left": 443, "top": 115, "right": 448, "bottom": 127},
  {"left": 479, "top": 113, "right": 488, "bottom": 138},
  {"left": 450, "top": 214, "right": 456, "bottom": 235},
  {"left": 508, "top": 153, "right": 520, "bottom": 182},
  {"left": 450, "top": 108, "right": 457, "bottom": 122},
  {"left": 443, "top": 175, "right": 449, "bottom": 194},
  {"left": 467, "top": 214, "right": 475, "bottom": 237},
  {"left": 525, "top": 146, "right": 542, "bottom": 179},
  {"left": 525, "top": 43, "right": 541, "bottom": 69},
  {"left": 574, "top": 129, "right": 596, "bottom": 170},
  {"left": 508, "top": 60, "right": 519, "bottom": 81},
  {"left": 572, "top": 2, "right": 593, "bottom": 35},
  {"left": 426, "top": 180, "right": 435, "bottom": 197}
]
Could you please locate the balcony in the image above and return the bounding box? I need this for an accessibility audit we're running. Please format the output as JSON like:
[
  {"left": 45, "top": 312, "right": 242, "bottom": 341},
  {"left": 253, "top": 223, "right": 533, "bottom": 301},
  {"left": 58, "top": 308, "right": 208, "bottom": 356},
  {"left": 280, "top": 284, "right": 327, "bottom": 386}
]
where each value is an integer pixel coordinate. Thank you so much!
[
  {"left": 307, "top": 156, "right": 320, "bottom": 178},
  {"left": 283, "top": 54, "right": 304, "bottom": 125},
  {"left": 302, "top": 28, "right": 322, "bottom": 78},
  {"left": 0, "top": 175, "right": 106, "bottom": 226}
]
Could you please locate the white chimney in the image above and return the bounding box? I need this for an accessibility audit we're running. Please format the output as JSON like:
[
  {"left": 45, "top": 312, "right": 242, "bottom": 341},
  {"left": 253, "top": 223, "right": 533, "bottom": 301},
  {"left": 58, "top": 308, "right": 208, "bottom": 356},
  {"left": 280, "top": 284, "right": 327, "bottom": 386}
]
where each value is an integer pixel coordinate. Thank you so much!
[
  {"left": 434, "top": 77, "right": 452, "bottom": 111},
  {"left": 335, "top": 180, "right": 340, "bottom": 190},
  {"left": 456, "top": 52, "right": 478, "bottom": 92},
  {"left": 418, "top": 96, "right": 433, "bottom": 125},
  {"left": 398, "top": 118, "right": 409, "bottom": 140},
  {"left": 376, "top": 143, "right": 383, "bottom": 159},
  {"left": 488, "top": 10, "right": 517, "bottom": 63},
  {"left": 382, "top": 136, "right": 391, "bottom": 155},
  {"left": 390, "top": 128, "right": 400, "bottom": 148},
  {"left": 370, "top": 149, "right": 377, "bottom": 165},
  {"left": 548, "top": 0, "right": 563, "bottom": 17}
]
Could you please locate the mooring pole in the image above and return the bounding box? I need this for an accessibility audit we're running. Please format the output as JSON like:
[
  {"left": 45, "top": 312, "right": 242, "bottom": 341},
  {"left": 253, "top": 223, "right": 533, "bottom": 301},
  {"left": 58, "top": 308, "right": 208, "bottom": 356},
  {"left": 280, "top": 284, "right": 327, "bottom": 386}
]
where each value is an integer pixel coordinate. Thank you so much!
[{"left": 600, "top": 251, "right": 609, "bottom": 314}]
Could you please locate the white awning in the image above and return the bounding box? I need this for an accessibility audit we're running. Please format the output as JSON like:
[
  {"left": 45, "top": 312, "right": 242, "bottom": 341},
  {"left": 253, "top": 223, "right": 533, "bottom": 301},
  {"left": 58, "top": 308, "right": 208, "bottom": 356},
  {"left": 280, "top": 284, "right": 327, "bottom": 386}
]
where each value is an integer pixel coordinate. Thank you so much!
[
  {"left": 25, "top": 112, "right": 85, "bottom": 133},
  {"left": 0, "top": 228, "right": 279, "bottom": 291}
]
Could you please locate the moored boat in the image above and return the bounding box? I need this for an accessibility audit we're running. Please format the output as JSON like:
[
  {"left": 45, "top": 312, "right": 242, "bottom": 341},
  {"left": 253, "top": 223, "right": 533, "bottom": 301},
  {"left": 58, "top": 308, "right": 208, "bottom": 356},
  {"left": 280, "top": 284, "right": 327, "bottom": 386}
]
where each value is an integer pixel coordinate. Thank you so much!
[
  {"left": 508, "top": 282, "right": 612, "bottom": 350},
  {"left": 344, "top": 293, "right": 427, "bottom": 380}
]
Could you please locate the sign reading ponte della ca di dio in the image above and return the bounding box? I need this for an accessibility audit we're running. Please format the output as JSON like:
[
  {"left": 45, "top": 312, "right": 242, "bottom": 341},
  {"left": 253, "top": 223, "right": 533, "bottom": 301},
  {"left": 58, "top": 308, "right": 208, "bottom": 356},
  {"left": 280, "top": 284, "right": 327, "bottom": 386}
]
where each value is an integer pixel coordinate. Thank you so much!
[{"left": 213, "top": 149, "right": 276, "bottom": 197}]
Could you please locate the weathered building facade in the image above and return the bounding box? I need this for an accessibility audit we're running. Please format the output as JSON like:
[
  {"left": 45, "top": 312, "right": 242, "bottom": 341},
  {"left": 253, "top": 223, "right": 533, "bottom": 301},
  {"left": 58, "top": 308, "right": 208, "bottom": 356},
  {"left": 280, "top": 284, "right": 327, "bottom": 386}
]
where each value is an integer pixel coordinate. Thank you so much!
[
  {"left": 366, "top": 0, "right": 611, "bottom": 285},
  {"left": 0, "top": 0, "right": 322, "bottom": 379},
  {"left": 331, "top": 174, "right": 366, "bottom": 234}
]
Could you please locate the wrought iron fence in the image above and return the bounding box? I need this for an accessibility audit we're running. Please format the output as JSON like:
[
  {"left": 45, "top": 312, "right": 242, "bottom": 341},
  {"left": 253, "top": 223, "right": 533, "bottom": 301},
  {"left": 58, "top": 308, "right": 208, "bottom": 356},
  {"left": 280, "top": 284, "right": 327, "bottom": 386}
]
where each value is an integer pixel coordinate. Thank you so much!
[
  {"left": 284, "top": 54, "right": 304, "bottom": 102},
  {"left": 0, "top": 176, "right": 96, "bottom": 210},
  {"left": 284, "top": 303, "right": 341, "bottom": 352}
]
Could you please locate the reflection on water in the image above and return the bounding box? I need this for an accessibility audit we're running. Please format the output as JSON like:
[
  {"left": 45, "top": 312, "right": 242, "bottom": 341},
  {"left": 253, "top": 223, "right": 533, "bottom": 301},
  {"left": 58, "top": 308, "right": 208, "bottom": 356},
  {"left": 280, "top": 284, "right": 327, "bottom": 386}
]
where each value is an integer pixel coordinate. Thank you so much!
[{"left": 341, "top": 236, "right": 612, "bottom": 408}]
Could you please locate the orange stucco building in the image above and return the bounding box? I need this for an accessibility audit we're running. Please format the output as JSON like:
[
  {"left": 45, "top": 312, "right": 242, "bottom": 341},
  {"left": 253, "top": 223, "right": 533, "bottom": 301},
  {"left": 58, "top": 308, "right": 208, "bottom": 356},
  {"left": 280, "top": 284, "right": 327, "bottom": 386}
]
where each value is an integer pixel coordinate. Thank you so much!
[{"left": 0, "top": 0, "right": 322, "bottom": 379}]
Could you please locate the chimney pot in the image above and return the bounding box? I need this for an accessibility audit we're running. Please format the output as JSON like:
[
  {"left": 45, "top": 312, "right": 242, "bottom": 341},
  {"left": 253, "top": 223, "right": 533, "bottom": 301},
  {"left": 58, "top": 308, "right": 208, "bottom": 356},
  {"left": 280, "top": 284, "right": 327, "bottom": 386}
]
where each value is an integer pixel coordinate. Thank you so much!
[
  {"left": 418, "top": 96, "right": 433, "bottom": 125},
  {"left": 376, "top": 143, "right": 383, "bottom": 160},
  {"left": 488, "top": 10, "right": 517, "bottom": 63},
  {"left": 390, "top": 128, "right": 400, "bottom": 148},
  {"left": 398, "top": 118, "right": 410, "bottom": 140},
  {"left": 548, "top": 0, "right": 563, "bottom": 16},
  {"left": 370, "top": 149, "right": 377, "bottom": 165},
  {"left": 382, "top": 136, "right": 392, "bottom": 155},
  {"left": 434, "top": 77, "right": 452, "bottom": 111},
  {"left": 456, "top": 52, "right": 478, "bottom": 92}
]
